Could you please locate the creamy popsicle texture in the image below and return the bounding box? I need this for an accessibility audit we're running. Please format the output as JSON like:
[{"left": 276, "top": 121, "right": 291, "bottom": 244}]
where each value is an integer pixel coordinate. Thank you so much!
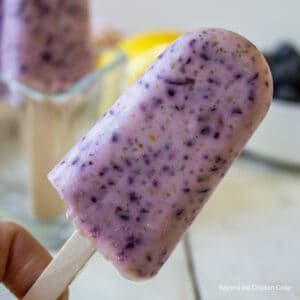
[
  {"left": 49, "top": 28, "right": 272, "bottom": 279},
  {"left": 1, "top": 0, "right": 93, "bottom": 92}
]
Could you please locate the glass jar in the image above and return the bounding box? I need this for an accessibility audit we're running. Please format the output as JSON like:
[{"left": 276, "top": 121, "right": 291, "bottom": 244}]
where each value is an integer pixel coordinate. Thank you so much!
[{"left": 0, "top": 48, "right": 126, "bottom": 249}]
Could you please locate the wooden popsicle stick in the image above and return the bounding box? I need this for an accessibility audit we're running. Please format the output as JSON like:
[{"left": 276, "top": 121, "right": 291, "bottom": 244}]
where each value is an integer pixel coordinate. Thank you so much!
[
  {"left": 22, "top": 95, "right": 85, "bottom": 220},
  {"left": 23, "top": 231, "right": 95, "bottom": 300},
  {"left": 23, "top": 99, "right": 67, "bottom": 219}
]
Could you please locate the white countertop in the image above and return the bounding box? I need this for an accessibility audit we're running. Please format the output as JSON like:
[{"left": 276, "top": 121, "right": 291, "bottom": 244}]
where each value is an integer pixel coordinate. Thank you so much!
[{"left": 1, "top": 156, "right": 300, "bottom": 299}]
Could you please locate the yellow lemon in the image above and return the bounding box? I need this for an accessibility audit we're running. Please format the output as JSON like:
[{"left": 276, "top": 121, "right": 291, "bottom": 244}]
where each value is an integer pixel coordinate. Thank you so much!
[
  {"left": 119, "top": 30, "right": 181, "bottom": 85},
  {"left": 96, "top": 30, "right": 181, "bottom": 67},
  {"left": 127, "top": 43, "right": 168, "bottom": 85},
  {"left": 95, "top": 30, "right": 181, "bottom": 114},
  {"left": 96, "top": 49, "right": 119, "bottom": 68},
  {"left": 96, "top": 30, "right": 181, "bottom": 85},
  {"left": 118, "top": 30, "right": 181, "bottom": 59}
]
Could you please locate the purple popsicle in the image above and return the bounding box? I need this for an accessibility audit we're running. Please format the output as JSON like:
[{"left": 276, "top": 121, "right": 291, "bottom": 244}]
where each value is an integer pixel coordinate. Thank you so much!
[
  {"left": 49, "top": 28, "right": 273, "bottom": 279},
  {"left": 0, "top": 0, "right": 95, "bottom": 220},
  {"left": 1, "top": 0, "right": 93, "bottom": 93}
]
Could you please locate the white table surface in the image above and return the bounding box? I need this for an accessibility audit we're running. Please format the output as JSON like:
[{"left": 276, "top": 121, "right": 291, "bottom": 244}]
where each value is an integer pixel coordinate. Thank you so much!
[{"left": 1, "top": 156, "right": 300, "bottom": 299}]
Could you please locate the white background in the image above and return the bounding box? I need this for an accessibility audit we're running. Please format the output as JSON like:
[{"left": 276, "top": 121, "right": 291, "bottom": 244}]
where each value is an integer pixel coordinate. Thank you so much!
[{"left": 91, "top": 0, "right": 299, "bottom": 49}]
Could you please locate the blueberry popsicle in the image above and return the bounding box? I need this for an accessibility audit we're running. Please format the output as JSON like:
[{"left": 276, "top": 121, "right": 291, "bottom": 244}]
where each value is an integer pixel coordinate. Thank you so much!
[
  {"left": 49, "top": 28, "right": 272, "bottom": 280},
  {"left": 1, "top": 0, "right": 93, "bottom": 93},
  {"left": 1, "top": 0, "right": 94, "bottom": 219}
]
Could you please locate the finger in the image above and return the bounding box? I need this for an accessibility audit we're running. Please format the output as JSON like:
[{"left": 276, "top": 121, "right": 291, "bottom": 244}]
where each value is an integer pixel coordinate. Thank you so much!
[{"left": 0, "top": 221, "right": 52, "bottom": 298}]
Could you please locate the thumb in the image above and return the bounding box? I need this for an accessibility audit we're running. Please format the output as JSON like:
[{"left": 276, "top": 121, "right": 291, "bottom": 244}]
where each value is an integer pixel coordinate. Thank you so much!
[{"left": 0, "top": 221, "right": 51, "bottom": 298}]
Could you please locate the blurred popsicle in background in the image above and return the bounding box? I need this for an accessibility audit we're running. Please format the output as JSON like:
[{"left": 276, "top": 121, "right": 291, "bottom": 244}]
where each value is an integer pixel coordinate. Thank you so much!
[
  {"left": 0, "top": 0, "right": 17, "bottom": 139},
  {"left": 2, "top": 0, "right": 93, "bottom": 93},
  {"left": 1, "top": 0, "right": 94, "bottom": 219}
]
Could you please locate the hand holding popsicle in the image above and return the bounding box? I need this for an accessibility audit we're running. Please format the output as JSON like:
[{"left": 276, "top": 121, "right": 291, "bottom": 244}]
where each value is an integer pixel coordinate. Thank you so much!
[
  {"left": 0, "top": 222, "right": 68, "bottom": 300},
  {"left": 24, "top": 28, "right": 273, "bottom": 299}
]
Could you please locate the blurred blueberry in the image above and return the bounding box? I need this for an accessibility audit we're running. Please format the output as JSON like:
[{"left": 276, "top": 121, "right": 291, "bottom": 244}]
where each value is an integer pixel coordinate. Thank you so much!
[
  {"left": 275, "top": 84, "right": 300, "bottom": 102},
  {"left": 272, "top": 57, "right": 300, "bottom": 86},
  {"left": 273, "top": 42, "right": 299, "bottom": 62},
  {"left": 263, "top": 52, "right": 278, "bottom": 68}
]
